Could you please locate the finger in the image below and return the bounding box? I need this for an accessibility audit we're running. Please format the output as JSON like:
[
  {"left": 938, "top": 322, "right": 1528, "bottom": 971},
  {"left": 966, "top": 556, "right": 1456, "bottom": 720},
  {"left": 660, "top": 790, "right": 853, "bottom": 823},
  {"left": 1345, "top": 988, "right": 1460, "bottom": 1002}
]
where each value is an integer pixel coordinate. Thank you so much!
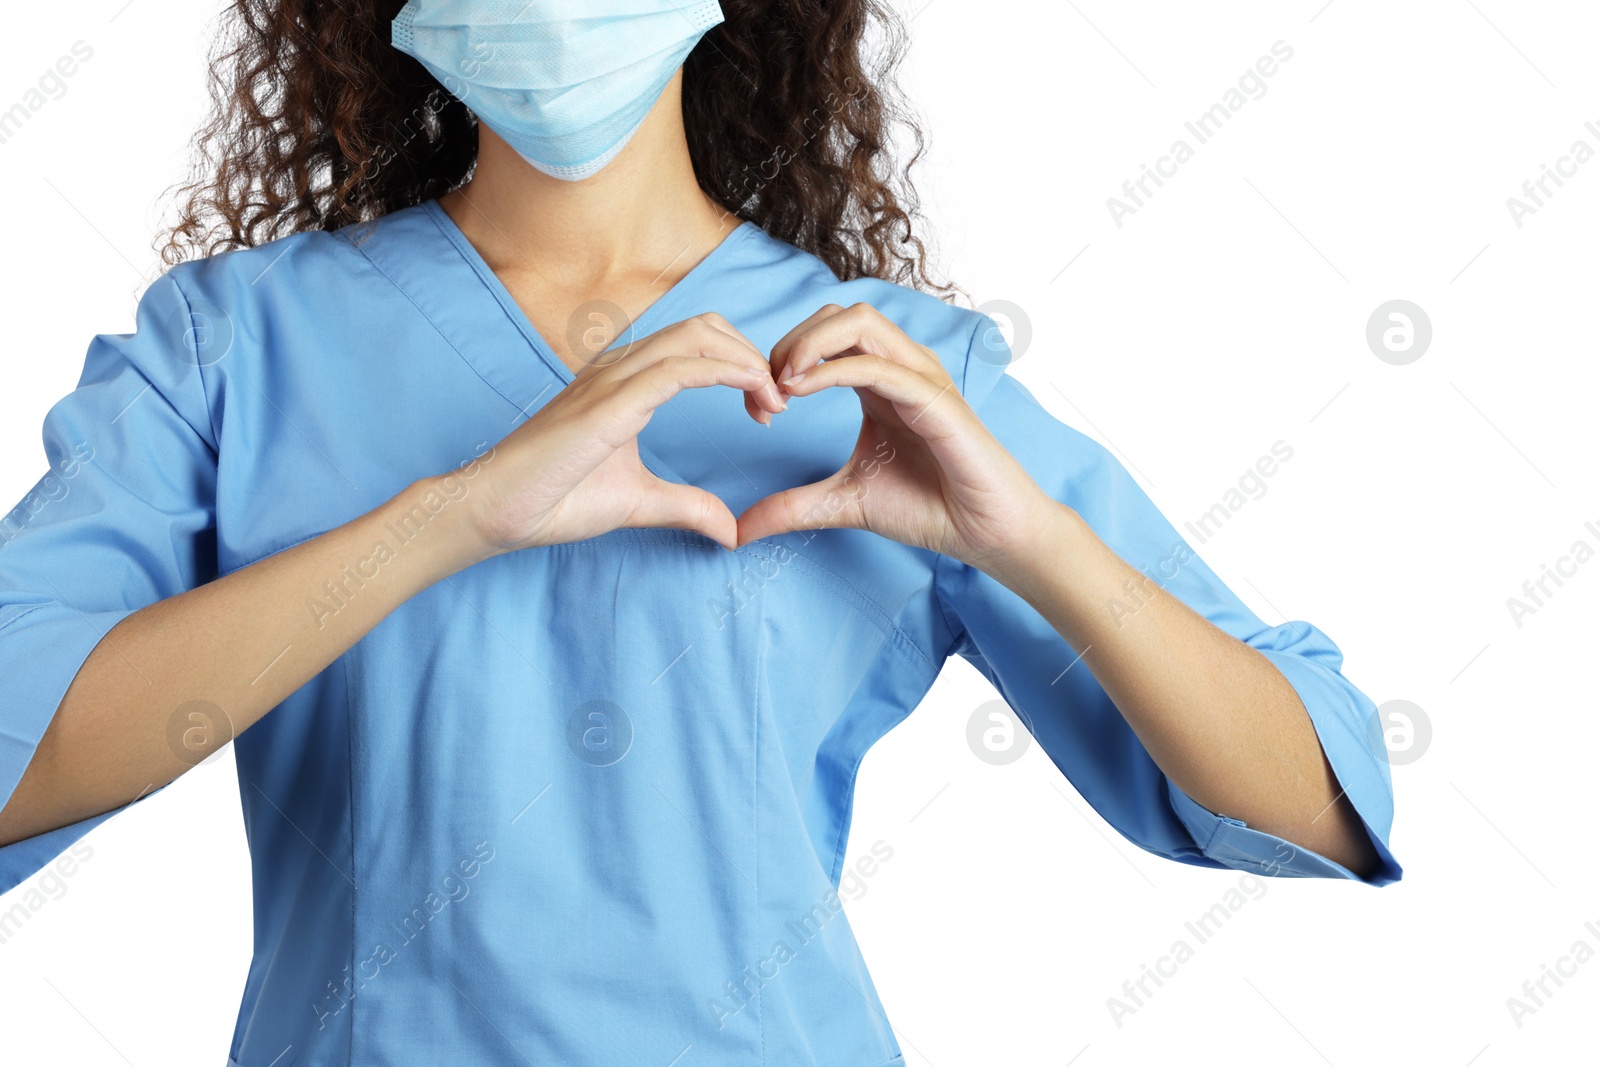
[
  {"left": 779, "top": 303, "right": 945, "bottom": 386},
  {"left": 735, "top": 470, "right": 867, "bottom": 545},
  {"left": 630, "top": 477, "right": 739, "bottom": 550},
  {"left": 564, "top": 356, "right": 773, "bottom": 452},
  {"left": 744, "top": 388, "right": 774, "bottom": 428},
  {"left": 623, "top": 313, "right": 787, "bottom": 417},
  {"left": 614, "top": 356, "right": 779, "bottom": 419},
  {"left": 696, "top": 312, "right": 789, "bottom": 418},
  {"left": 778, "top": 354, "right": 966, "bottom": 438},
  {"left": 770, "top": 304, "right": 849, "bottom": 384}
]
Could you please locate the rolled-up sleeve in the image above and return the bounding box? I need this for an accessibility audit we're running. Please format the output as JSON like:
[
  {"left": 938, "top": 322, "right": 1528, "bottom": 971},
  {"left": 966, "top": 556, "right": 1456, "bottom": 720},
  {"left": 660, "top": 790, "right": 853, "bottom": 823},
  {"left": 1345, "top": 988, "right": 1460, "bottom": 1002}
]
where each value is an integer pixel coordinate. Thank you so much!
[
  {"left": 934, "top": 326, "right": 1402, "bottom": 887},
  {"left": 0, "top": 270, "right": 218, "bottom": 895}
]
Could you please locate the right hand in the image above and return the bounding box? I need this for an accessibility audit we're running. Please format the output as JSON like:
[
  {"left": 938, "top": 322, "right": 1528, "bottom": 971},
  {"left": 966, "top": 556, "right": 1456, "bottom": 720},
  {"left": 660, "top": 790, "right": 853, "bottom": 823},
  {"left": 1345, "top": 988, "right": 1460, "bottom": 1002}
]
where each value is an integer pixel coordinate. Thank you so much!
[{"left": 458, "top": 313, "right": 787, "bottom": 556}]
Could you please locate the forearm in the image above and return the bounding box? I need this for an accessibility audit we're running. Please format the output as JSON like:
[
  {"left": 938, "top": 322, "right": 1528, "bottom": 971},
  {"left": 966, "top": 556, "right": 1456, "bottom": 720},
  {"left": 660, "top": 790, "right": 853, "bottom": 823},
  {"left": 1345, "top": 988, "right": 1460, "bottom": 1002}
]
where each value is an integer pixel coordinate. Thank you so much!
[
  {"left": 0, "top": 474, "right": 490, "bottom": 846},
  {"left": 984, "top": 501, "right": 1381, "bottom": 878}
]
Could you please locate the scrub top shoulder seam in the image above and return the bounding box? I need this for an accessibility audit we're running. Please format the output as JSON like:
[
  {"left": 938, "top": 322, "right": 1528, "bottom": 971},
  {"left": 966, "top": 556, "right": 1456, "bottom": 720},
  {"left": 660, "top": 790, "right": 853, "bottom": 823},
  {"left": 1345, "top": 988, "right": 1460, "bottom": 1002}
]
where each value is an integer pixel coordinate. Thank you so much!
[{"left": 165, "top": 270, "right": 224, "bottom": 452}]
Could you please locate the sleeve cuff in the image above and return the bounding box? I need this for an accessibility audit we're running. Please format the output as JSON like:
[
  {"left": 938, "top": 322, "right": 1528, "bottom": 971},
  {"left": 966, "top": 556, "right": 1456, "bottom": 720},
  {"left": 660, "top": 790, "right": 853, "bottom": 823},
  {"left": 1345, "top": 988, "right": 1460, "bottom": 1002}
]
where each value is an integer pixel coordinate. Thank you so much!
[
  {"left": 1163, "top": 647, "right": 1404, "bottom": 887},
  {"left": 0, "top": 603, "right": 144, "bottom": 897}
]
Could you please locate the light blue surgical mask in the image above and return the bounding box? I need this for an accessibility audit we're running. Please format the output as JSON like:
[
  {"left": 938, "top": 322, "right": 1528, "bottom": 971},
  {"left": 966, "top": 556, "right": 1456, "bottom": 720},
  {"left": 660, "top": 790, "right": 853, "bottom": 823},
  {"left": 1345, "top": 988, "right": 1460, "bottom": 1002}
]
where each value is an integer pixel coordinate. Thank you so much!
[{"left": 392, "top": 0, "right": 725, "bottom": 181}]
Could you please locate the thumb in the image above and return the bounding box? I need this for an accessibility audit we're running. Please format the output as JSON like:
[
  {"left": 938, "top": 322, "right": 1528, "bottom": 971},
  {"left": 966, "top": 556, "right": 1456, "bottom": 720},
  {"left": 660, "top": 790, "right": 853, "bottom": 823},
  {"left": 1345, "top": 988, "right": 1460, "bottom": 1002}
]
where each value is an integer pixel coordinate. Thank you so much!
[
  {"left": 736, "top": 471, "right": 865, "bottom": 545},
  {"left": 630, "top": 476, "right": 739, "bottom": 550}
]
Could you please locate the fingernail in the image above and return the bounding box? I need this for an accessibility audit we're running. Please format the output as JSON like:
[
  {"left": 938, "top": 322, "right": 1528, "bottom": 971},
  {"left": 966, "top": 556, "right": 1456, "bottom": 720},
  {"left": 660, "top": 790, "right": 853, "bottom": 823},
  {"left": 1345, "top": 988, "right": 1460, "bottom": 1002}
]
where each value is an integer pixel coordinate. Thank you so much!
[{"left": 782, "top": 372, "right": 806, "bottom": 387}]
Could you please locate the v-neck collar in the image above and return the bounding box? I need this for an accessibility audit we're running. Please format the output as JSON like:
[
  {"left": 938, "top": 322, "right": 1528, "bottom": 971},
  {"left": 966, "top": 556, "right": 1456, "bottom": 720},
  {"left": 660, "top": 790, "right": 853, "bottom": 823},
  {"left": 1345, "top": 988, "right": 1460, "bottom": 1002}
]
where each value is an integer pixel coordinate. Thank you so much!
[
  {"left": 346, "top": 198, "right": 758, "bottom": 486},
  {"left": 422, "top": 197, "right": 755, "bottom": 390}
]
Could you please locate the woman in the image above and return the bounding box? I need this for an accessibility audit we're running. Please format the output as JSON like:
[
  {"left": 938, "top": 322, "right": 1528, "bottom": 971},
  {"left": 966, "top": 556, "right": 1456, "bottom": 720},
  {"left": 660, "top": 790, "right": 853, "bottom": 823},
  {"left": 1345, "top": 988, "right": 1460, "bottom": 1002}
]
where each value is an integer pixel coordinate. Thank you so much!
[{"left": 0, "top": 1, "right": 1400, "bottom": 1064}]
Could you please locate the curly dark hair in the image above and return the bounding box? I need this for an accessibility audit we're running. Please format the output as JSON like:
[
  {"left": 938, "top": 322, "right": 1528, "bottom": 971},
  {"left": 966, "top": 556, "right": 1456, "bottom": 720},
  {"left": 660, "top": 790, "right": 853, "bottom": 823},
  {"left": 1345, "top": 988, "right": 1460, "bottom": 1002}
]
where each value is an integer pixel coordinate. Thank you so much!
[{"left": 159, "top": 0, "right": 956, "bottom": 298}]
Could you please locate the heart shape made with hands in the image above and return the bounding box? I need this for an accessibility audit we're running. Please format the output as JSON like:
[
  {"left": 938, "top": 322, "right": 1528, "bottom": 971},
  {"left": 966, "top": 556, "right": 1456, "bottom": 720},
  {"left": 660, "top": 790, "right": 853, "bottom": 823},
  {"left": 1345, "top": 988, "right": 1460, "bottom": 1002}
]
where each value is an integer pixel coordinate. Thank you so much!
[{"left": 698, "top": 302, "right": 1048, "bottom": 568}]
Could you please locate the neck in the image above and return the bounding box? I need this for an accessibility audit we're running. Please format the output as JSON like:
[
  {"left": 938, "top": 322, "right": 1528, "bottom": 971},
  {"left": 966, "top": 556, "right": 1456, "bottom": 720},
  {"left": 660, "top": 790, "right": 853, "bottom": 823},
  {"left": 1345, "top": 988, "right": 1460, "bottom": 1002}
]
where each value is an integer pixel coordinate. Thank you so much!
[{"left": 437, "top": 71, "right": 739, "bottom": 288}]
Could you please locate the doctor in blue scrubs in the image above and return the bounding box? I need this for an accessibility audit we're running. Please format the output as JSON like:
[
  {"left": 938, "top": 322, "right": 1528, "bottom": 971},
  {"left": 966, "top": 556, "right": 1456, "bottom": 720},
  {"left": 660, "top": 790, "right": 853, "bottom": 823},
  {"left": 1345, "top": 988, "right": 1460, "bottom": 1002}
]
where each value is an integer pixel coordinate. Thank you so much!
[{"left": 0, "top": 1, "right": 1401, "bottom": 1064}]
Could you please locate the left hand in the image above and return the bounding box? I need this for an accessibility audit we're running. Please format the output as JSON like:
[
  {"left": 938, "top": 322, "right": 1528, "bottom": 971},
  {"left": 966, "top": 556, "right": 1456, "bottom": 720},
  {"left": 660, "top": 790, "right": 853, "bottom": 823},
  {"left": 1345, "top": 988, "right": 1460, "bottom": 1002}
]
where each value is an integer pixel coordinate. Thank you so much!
[{"left": 735, "top": 302, "right": 1059, "bottom": 572}]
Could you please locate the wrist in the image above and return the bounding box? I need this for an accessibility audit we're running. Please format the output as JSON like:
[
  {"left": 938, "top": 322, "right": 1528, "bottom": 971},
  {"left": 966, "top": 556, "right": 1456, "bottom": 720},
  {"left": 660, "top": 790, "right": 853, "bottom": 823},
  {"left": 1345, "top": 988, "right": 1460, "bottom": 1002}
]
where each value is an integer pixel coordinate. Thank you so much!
[
  {"left": 393, "top": 472, "right": 503, "bottom": 578},
  {"left": 974, "top": 497, "right": 1090, "bottom": 600}
]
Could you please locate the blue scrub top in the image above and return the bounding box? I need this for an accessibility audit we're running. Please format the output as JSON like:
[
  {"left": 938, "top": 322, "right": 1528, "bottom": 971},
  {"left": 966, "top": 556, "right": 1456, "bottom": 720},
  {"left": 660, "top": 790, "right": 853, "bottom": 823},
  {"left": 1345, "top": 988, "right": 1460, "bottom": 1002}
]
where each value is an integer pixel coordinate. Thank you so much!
[{"left": 0, "top": 199, "right": 1402, "bottom": 1066}]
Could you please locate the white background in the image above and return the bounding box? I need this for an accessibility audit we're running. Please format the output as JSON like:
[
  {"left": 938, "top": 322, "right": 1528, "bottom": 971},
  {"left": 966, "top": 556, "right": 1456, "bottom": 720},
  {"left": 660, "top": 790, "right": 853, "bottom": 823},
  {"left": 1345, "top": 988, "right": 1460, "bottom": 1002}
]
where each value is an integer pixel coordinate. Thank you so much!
[{"left": 2, "top": 1, "right": 1597, "bottom": 1063}]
